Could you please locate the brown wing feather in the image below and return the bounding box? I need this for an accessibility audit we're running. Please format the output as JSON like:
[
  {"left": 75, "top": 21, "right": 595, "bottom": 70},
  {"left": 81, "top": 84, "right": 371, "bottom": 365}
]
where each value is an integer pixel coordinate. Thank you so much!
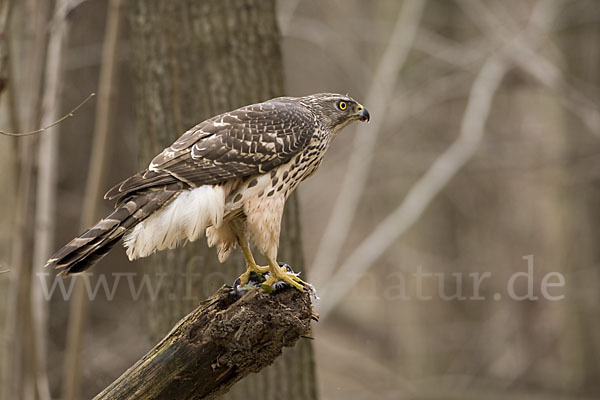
[{"left": 105, "top": 100, "right": 316, "bottom": 202}]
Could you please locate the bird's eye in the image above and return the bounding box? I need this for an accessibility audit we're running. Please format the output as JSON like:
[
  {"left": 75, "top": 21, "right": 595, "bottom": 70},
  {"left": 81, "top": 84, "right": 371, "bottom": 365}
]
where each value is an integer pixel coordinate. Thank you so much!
[{"left": 338, "top": 101, "right": 347, "bottom": 111}]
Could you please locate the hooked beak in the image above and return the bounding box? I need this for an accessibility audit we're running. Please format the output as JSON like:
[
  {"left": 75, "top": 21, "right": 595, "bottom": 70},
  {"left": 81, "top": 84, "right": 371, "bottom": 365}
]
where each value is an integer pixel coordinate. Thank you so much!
[{"left": 356, "top": 104, "right": 370, "bottom": 122}]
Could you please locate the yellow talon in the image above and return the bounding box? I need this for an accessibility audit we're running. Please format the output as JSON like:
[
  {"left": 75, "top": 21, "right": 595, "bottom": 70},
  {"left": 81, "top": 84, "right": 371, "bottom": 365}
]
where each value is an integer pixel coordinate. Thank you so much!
[
  {"left": 238, "top": 245, "right": 271, "bottom": 285},
  {"left": 238, "top": 264, "right": 270, "bottom": 286},
  {"left": 237, "top": 245, "right": 308, "bottom": 292},
  {"left": 261, "top": 262, "right": 306, "bottom": 292}
]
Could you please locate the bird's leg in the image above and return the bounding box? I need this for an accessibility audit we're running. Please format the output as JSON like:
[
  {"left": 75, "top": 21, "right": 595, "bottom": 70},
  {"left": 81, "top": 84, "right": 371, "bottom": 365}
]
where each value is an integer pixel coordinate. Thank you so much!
[
  {"left": 238, "top": 245, "right": 270, "bottom": 286},
  {"left": 261, "top": 255, "right": 307, "bottom": 292}
]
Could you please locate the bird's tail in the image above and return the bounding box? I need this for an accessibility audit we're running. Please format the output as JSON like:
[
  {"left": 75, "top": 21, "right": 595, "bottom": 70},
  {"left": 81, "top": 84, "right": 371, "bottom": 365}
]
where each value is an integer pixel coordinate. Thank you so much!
[{"left": 45, "top": 187, "right": 178, "bottom": 275}]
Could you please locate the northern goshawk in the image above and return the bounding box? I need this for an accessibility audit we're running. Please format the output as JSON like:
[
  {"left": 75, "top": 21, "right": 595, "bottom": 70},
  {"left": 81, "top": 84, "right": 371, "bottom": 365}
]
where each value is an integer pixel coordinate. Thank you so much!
[{"left": 46, "top": 93, "right": 370, "bottom": 291}]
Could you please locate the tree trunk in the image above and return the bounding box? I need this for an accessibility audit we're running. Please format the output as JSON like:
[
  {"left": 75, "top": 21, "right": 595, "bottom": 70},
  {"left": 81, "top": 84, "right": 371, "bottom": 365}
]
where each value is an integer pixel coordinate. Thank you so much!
[
  {"left": 3, "top": 1, "right": 49, "bottom": 399},
  {"left": 556, "top": 15, "right": 600, "bottom": 393},
  {"left": 127, "top": 1, "right": 318, "bottom": 399}
]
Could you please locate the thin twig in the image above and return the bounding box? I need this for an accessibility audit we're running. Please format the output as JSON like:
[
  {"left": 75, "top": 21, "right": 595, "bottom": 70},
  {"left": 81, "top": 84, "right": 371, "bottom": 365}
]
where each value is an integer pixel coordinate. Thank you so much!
[{"left": 0, "top": 92, "right": 94, "bottom": 137}]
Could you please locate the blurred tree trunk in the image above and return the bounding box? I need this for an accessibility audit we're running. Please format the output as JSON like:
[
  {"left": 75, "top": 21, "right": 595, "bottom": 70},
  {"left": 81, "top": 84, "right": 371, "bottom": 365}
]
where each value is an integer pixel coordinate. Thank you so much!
[
  {"left": 0, "top": 0, "right": 15, "bottom": 396},
  {"left": 128, "top": 1, "right": 317, "bottom": 399},
  {"left": 61, "top": 1, "right": 126, "bottom": 399},
  {"left": 380, "top": 0, "right": 575, "bottom": 393},
  {"left": 3, "top": 1, "right": 49, "bottom": 399},
  {"left": 557, "top": 14, "right": 600, "bottom": 394}
]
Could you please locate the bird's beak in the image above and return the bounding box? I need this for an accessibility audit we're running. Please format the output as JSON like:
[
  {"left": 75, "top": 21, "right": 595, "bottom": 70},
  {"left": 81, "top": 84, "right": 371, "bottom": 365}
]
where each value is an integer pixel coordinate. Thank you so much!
[{"left": 356, "top": 104, "right": 370, "bottom": 122}]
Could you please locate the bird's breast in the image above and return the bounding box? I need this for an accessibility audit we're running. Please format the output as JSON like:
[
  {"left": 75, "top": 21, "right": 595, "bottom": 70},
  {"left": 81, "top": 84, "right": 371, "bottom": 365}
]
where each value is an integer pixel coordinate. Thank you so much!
[{"left": 223, "top": 145, "right": 328, "bottom": 217}]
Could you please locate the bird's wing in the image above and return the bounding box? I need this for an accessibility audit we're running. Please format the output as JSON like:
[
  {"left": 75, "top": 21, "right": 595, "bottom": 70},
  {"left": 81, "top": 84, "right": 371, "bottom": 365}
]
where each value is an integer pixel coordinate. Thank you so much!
[{"left": 105, "top": 101, "right": 315, "bottom": 202}]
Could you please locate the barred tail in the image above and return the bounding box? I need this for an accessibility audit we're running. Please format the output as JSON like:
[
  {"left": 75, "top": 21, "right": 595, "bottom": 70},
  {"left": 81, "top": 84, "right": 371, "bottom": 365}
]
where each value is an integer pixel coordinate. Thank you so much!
[{"left": 45, "top": 188, "right": 178, "bottom": 275}]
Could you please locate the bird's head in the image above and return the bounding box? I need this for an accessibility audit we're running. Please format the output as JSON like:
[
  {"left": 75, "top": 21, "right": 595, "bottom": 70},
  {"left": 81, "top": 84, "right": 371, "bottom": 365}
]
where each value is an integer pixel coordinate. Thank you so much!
[{"left": 299, "top": 93, "right": 370, "bottom": 132}]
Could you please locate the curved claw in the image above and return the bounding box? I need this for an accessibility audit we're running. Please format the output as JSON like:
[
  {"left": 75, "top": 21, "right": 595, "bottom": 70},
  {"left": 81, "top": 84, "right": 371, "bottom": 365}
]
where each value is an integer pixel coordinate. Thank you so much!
[{"left": 261, "top": 263, "right": 307, "bottom": 292}]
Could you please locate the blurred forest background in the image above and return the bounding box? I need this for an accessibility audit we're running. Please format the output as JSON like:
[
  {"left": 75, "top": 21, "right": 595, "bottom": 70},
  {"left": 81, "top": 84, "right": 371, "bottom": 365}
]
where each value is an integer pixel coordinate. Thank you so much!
[{"left": 1, "top": 0, "right": 600, "bottom": 399}]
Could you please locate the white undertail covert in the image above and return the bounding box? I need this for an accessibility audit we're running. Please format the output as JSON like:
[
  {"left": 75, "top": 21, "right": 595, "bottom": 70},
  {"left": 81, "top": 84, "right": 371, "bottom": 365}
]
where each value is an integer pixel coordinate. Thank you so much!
[{"left": 124, "top": 185, "right": 225, "bottom": 260}]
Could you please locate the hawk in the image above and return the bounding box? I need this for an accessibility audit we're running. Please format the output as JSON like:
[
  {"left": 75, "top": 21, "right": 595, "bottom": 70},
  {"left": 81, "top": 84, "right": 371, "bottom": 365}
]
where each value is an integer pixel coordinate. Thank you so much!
[{"left": 46, "top": 93, "right": 370, "bottom": 291}]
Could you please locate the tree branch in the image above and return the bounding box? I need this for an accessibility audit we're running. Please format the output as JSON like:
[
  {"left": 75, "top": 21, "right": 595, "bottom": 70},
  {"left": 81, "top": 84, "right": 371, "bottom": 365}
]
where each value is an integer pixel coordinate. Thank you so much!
[
  {"left": 317, "top": 54, "right": 508, "bottom": 319},
  {"left": 316, "top": 0, "right": 561, "bottom": 319},
  {"left": 310, "top": 0, "right": 427, "bottom": 288},
  {"left": 456, "top": 0, "right": 600, "bottom": 134},
  {"left": 0, "top": 92, "right": 94, "bottom": 137},
  {"left": 93, "top": 286, "right": 317, "bottom": 400}
]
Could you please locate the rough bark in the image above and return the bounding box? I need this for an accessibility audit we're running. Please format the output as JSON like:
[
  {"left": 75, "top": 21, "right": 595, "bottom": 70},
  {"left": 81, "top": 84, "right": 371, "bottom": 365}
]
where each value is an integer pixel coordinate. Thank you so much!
[
  {"left": 127, "top": 1, "right": 317, "bottom": 399},
  {"left": 93, "top": 286, "right": 316, "bottom": 400}
]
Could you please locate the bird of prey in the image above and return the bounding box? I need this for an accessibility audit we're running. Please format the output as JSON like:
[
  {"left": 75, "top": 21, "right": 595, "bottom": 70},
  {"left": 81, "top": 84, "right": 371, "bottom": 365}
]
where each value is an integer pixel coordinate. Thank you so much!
[{"left": 46, "top": 93, "right": 370, "bottom": 291}]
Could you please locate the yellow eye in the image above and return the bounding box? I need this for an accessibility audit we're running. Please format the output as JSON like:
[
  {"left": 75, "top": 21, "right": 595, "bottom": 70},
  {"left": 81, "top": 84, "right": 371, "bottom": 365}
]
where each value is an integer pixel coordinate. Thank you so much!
[{"left": 338, "top": 101, "right": 347, "bottom": 110}]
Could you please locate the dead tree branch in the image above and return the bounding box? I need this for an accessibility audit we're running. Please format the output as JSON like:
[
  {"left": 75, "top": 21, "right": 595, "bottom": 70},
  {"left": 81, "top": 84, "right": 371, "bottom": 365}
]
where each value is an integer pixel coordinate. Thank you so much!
[{"left": 93, "top": 286, "right": 317, "bottom": 400}]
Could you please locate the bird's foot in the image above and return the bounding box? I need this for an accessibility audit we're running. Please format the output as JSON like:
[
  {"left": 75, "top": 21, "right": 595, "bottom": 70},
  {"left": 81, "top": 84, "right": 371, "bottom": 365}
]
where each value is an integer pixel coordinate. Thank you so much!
[
  {"left": 261, "top": 262, "right": 307, "bottom": 293},
  {"left": 238, "top": 264, "right": 270, "bottom": 286},
  {"left": 233, "top": 263, "right": 318, "bottom": 298}
]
